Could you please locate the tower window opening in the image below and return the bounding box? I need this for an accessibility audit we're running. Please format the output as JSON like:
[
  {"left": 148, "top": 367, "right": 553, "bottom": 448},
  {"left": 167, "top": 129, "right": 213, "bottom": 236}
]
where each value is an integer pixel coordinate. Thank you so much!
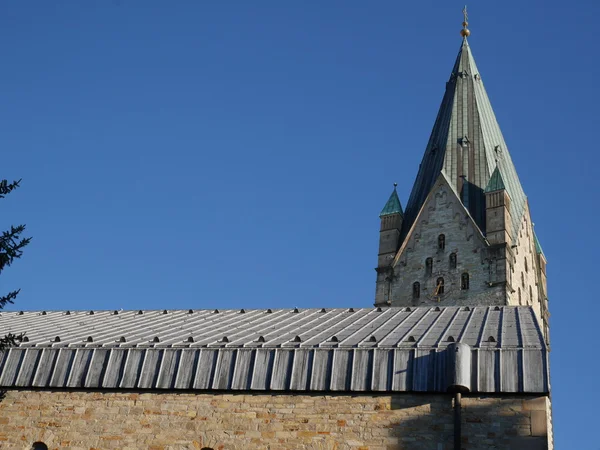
[
  {"left": 438, "top": 234, "right": 446, "bottom": 250},
  {"left": 435, "top": 277, "right": 445, "bottom": 295},
  {"left": 413, "top": 282, "right": 420, "bottom": 299},
  {"left": 461, "top": 273, "right": 470, "bottom": 290},
  {"left": 521, "top": 272, "right": 525, "bottom": 289},
  {"left": 530, "top": 286, "right": 533, "bottom": 302},
  {"left": 425, "top": 258, "right": 433, "bottom": 276},
  {"left": 518, "top": 288, "right": 522, "bottom": 305},
  {"left": 525, "top": 257, "right": 529, "bottom": 273},
  {"left": 449, "top": 252, "right": 457, "bottom": 269}
]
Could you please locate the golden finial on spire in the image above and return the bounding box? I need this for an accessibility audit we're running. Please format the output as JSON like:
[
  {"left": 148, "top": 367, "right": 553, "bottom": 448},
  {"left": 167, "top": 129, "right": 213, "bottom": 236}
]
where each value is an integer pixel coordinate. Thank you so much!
[{"left": 460, "top": 5, "right": 471, "bottom": 37}]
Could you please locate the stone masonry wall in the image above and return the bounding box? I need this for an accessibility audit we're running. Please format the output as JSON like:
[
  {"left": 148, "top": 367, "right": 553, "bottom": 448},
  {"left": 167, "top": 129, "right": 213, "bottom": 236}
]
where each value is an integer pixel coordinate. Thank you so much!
[
  {"left": 388, "top": 178, "right": 506, "bottom": 307},
  {"left": 0, "top": 390, "right": 550, "bottom": 450},
  {"left": 506, "top": 205, "right": 541, "bottom": 318}
]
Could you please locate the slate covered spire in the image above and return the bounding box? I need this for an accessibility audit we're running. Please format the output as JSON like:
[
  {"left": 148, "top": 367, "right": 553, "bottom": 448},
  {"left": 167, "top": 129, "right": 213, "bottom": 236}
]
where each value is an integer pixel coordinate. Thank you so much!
[{"left": 402, "top": 35, "right": 526, "bottom": 243}]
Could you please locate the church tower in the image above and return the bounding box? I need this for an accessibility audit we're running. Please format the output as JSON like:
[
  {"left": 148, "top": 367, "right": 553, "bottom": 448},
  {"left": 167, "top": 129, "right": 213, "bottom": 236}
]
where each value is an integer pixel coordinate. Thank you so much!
[{"left": 374, "top": 14, "right": 549, "bottom": 342}]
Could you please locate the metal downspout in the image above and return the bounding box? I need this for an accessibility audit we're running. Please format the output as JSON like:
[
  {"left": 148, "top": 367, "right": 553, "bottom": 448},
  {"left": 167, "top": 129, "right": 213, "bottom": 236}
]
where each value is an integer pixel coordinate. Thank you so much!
[
  {"left": 454, "top": 392, "right": 462, "bottom": 450},
  {"left": 446, "top": 342, "right": 471, "bottom": 450}
]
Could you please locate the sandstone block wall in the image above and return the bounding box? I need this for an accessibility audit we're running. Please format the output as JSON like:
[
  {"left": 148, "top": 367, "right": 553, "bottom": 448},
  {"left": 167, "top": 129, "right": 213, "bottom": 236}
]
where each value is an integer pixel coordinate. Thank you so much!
[{"left": 0, "top": 390, "right": 549, "bottom": 450}]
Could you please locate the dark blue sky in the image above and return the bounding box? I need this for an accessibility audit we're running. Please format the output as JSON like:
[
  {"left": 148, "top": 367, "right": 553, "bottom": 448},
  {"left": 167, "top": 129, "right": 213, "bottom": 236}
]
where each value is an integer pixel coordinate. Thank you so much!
[{"left": 1, "top": 1, "right": 597, "bottom": 447}]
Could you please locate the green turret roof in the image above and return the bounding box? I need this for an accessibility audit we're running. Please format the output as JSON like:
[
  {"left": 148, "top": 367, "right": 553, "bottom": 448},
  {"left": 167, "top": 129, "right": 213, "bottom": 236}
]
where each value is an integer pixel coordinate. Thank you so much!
[
  {"left": 380, "top": 185, "right": 403, "bottom": 217},
  {"left": 484, "top": 166, "right": 506, "bottom": 193},
  {"left": 534, "top": 231, "right": 546, "bottom": 259}
]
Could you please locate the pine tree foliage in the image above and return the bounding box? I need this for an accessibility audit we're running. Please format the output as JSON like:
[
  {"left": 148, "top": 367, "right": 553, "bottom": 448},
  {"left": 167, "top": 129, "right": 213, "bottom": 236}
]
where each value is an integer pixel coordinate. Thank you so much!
[{"left": 0, "top": 179, "right": 31, "bottom": 350}]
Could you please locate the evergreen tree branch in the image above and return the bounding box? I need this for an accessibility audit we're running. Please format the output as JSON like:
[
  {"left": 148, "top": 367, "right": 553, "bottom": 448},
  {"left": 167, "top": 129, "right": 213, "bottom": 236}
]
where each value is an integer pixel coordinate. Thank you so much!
[
  {"left": 0, "top": 333, "right": 25, "bottom": 352},
  {"left": 0, "top": 290, "right": 20, "bottom": 309},
  {"left": 0, "top": 177, "right": 30, "bottom": 352},
  {"left": 0, "top": 179, "right": 22, "bottom": 199},
  {"left": 0, "top": 226, "right": 31, "bottom": 271}
]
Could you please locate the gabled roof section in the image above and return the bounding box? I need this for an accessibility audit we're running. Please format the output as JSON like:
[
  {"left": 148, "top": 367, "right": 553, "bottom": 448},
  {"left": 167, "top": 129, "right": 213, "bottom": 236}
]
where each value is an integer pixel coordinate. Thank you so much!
[
  {"left": 402, "top": 37, "right": 527, "bottom": 244},
  {"left": 393, "top": 171, "right": 488, "bottom": 268},
  {"left": 379, "top": 185, "right": 403, "bottom": 217},
  {"left": 484, "top": 166, "right": 506, "bottom": 193},
  {"left": 0, "top": 307, "right": 548, "bottom": 393}
]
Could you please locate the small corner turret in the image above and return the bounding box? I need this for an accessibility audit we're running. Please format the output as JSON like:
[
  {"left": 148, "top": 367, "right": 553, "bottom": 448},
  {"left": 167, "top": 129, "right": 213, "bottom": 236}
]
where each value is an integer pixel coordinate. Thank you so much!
[
  {"left": 484, "top": 166, "right": 512, "bottom": 246},
  {"left": 374, "top": 184, "right": 403, "bottom": 307},
  {"left": 482, "top": 166, "right": 514, "bottom": 295},
  {"left": 377, "top": 183, "right": 403, "bottom": 268}
]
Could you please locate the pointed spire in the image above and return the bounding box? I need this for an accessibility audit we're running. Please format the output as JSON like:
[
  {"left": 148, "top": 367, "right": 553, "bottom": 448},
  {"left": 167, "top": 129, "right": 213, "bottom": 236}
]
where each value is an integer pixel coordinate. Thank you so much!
[
  {"left": 402, "top": 22, "right": 526, "bottom": 244},
  {"left": 484, "top": 166, "right": 506, "bottom": 193},
  {"left": 379, "top": 183, "right": 403, "bottom": 217}
]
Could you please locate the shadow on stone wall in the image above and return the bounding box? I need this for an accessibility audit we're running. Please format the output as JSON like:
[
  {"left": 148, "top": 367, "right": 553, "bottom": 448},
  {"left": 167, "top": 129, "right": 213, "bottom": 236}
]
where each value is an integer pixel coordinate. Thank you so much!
[{"left": 388, "top": 394, "right": 548, "bottom": 450}]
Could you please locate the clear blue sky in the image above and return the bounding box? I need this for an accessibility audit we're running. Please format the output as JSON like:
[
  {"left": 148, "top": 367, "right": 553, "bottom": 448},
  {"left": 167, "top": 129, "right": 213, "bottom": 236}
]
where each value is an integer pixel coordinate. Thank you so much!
[{"left": 1, "top": 1, "right": 597, "bottom": 447}]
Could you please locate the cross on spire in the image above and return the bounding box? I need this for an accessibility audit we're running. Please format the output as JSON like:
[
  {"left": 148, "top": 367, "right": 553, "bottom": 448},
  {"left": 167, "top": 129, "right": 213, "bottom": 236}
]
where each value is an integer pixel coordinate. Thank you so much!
[{"left": 461, "top": 6, "right": 471, "bottom": 37}]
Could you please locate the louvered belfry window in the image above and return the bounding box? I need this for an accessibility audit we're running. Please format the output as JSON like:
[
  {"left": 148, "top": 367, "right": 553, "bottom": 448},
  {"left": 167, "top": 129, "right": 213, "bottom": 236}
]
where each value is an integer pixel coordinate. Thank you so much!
[
  {"left": 413, "top": 282, "right": 420, "bottom": 299},
  {"left": 426, "top": 258, "right": 433, "bottom": 276},
  {"left": 461, "top": 273, "right": 470, "bottom": 290},
  {"left": 449, "top": 252, "right": 457, "bottom": 269}
]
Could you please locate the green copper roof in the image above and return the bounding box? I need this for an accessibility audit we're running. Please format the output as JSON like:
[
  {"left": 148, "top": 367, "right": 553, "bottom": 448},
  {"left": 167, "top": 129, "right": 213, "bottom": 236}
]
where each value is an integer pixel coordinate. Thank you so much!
[
  {"left": 484, "top": 166, "right": 506, "bottom": 193},
  {"left": 380, "top": 186, "right": 403, "bottom": 217},
  {"left": 534, "top": 232, "right": 546, "bottom": 258},
  {"left": 402, "top": 38, "right": 527, "bottom": 244}
]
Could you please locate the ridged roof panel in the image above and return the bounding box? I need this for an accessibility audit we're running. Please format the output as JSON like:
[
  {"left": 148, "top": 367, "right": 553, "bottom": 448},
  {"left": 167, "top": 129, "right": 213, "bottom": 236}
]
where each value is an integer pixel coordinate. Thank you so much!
[
  {"left": 0, "top": 306, "right": 545, "bottom": 349},
  {"left": 0, "top": 306, "right": 548, "bottom": 393}
]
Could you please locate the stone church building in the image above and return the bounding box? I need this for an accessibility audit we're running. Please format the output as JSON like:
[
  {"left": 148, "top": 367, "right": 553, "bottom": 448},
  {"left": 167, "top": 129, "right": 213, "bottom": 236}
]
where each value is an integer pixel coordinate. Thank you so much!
[{"left": 0, "top": 17, "right": 552, "bottom": 450}]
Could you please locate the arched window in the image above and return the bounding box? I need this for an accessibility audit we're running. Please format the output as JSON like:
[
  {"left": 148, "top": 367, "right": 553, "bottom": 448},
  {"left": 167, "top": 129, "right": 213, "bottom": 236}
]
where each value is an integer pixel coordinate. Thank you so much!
[
  {"left": 425, "top": 257, "right": 433, "bottom": 276},
  {"left": 412, "top": 282, "right": 420, "bottom": 299},
  {"left": 438, "top": 234, "right": 446, "bottom": 250},
  {"left": 525, "top": 257, "right": 529, "bottom": 273},
  {"left": 435, "top": 277, "right": 445, "bottom": 295},
  {"left": 32, "top": 443, "right": 48, "bottom": 450},
  {"left": 449, "top": 252, "right": 457, "bottom": 269},
  {"left": 518, "top": 288, "right": 522, "bottom": 305},
  {"left": 461, "top": 273, "right": 469, "bottom": 290}
]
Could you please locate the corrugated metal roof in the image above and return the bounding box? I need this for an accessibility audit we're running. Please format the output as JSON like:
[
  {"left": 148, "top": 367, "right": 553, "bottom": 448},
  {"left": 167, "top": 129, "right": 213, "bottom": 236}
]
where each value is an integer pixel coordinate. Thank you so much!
[
  {"left": 380, "top": 185, "right": 403, "bottom": 217},
  {"left": 0, "top": 306, "right": 548, "bottom": 393},
  {"left": 402, "top": 38, "right": 527, "bottom": 244}
]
